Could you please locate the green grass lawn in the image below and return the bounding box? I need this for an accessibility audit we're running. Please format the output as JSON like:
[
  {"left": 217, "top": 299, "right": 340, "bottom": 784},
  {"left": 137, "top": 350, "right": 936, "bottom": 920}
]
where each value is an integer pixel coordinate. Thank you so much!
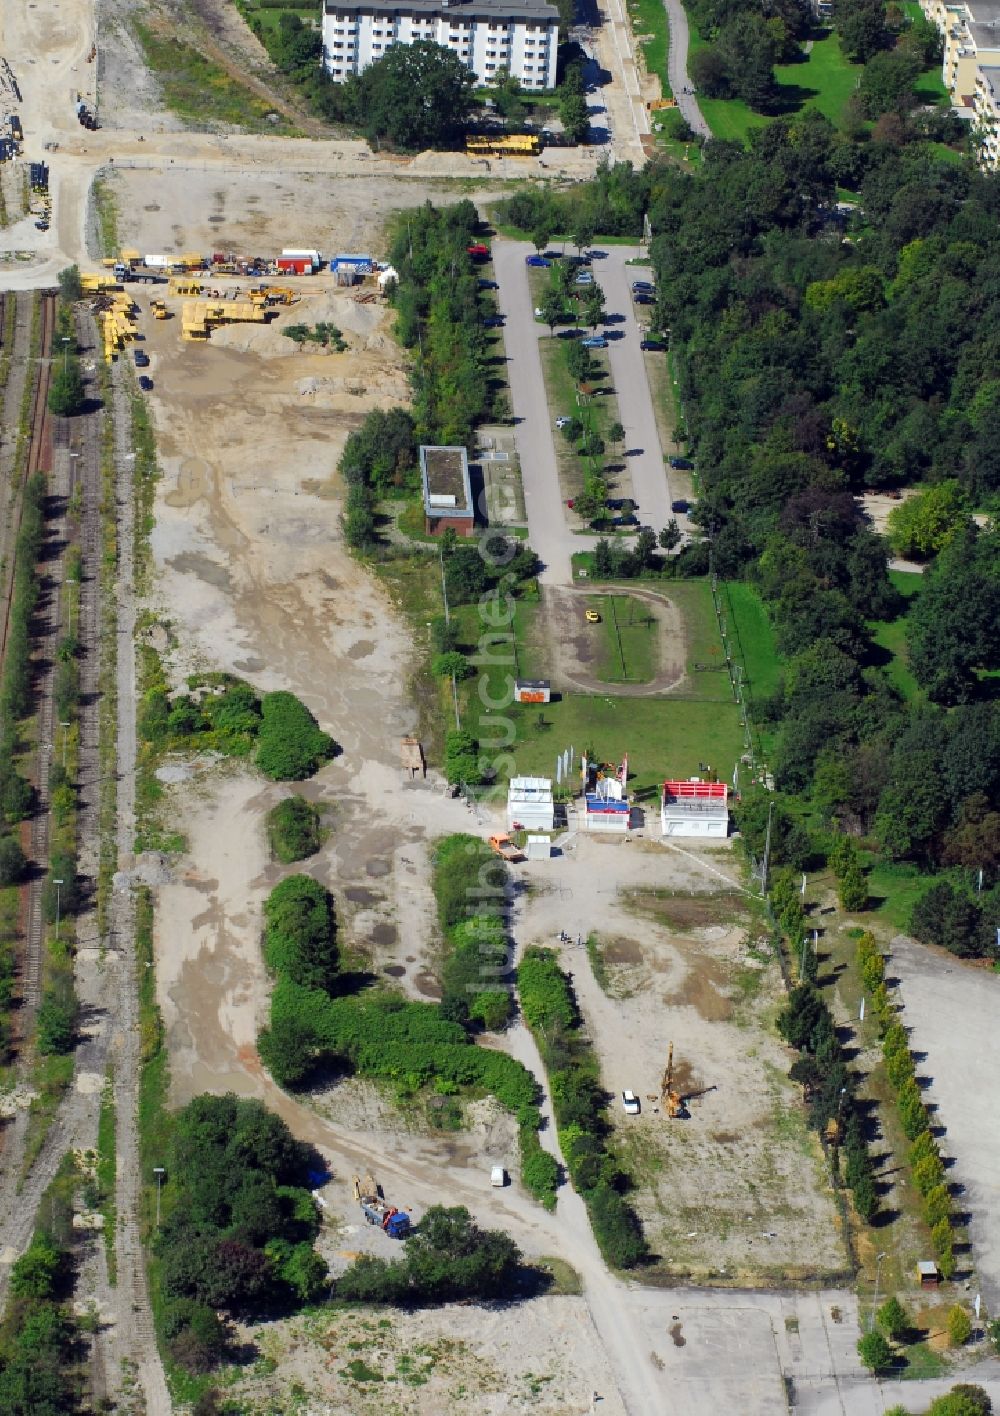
[
  {"left": 502, "top": 694, "right": 743, "bottom": 797},
  {"left": 774, "top": 33, "right": 862, "bottom": 126},
  {"left": 869, "top": 570, "right": 923, "bottom": 702},
  {"left": 626, "top": 0, "right": 671, "bottom": 95},
  {"left": 134, "top": 23, "right": 298, "bottom": 131},
  {"left": 452, "top": 578, "right": 742, "bottom": 790},
  {"left": 692, "top": 23, "right": 950, "bottom": 144},
  {"left": 723, "top": 581, "right": 781, "bottom": 701},
  {"left": 866, "top": 859, "right": 938, "bottom": 931},
  {"left": 592, "top": 594, "right": 659, "bottom": 683}
]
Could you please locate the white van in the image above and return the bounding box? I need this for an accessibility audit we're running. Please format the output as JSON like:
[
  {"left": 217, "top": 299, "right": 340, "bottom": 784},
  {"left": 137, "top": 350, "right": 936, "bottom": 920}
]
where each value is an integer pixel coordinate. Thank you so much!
[{"left": 490, "top": 1166, "right": 508, "bottom": 1188}]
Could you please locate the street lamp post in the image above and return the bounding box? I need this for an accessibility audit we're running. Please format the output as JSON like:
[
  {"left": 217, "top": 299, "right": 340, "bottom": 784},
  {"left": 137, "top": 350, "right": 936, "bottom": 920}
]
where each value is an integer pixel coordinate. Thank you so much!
[
  {"left": 154, "top": 1167, "right": 166, "bottom": 1226},
  {"left": 871, "top": 1250, "right": 887, "bottom": 1330},
  {"left": 53, "top": 878, "right": 64, "bottom": 942}
]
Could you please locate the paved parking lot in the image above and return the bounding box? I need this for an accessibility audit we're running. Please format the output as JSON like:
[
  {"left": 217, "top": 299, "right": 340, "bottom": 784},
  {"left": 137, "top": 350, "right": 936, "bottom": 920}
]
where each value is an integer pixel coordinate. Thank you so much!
[
  {"left": 493, "top": 240, "right": 675, "bottom": 581},
  {"left": 892, "top": 936, "right": 1000, "bottom": 1307}
]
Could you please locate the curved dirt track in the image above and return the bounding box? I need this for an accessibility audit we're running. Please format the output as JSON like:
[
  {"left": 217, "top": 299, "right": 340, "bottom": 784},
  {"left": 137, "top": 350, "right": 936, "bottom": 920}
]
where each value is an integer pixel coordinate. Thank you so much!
[{"left": 544, "top": 582, "right": 689, "bottom": 696}]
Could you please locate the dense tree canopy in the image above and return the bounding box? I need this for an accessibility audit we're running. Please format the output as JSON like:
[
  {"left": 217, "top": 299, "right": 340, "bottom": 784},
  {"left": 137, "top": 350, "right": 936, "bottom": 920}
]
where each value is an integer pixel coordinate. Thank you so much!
[{"left": 344, "top": 41, "right": 476, "bottom": 151}]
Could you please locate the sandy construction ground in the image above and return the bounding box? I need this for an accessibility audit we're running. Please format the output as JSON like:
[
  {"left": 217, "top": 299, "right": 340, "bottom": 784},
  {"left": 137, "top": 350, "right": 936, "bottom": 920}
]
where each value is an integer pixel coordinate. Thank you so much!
[
  {"left": 514, "top": 845, "right": 848, "bottom": 1285},
  {"left": 95, "top": 163, "right": 510, "bottom": 266},
  {"left": 229, "top": 1295, "right": 627, "bottom": 1415}
]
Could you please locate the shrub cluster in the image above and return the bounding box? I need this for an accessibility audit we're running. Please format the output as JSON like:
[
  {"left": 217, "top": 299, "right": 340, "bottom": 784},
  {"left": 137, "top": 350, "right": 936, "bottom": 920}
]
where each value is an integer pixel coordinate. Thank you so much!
[
  {"left": 910, "top": 877, "right": 1000, "bottom": 961},
  {"left": 336, "top": 1203, "right": 522, "bottom": 1304},
  {"left": 256, "top": 691, "right": 336, "bottom": 781},
  {"left": 139, "top": 655, "right": 337, "bottom": 783},
  {"left": 1, "top": 1227, "right": 78, "bottom": 1410},
  {"left": 433, "top": 834, "right": 511, "bottom": 1031},
  {"left": 830, "top": 835, "right": 870, "bottom": 913},
  {"left": 266, "top": 795, "right": 322, "bottom": 863},
  {"left": 257, "top": 860, "right": 553, "bottom": 1207},
  {"left": 517, "top": 947, "right": 647, "bottom": 1268},
  {"left": 865, "top": 932, "right": 957, "bottom": 1278},
  {"left": 263, "top": 875, "right": 337, "bottom": 991},
  {"left": 154, "top": 1095, "right": 328, "bottom": 1371},
  {"left": 778, "top": 982, "right": 877, "bottom": 1220}
]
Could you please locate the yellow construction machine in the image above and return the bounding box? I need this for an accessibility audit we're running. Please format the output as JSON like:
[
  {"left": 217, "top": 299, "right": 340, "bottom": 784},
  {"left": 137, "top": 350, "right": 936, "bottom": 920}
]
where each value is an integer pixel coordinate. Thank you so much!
[{"left": 661, "top": 1042, "right": 684, "bottom": 1118}]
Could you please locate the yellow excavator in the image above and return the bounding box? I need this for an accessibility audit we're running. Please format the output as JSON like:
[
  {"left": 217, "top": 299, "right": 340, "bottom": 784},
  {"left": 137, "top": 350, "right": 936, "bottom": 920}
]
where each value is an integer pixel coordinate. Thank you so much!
[{"left": 661, "top": 1041, "right": 684, "bottom": 1118}]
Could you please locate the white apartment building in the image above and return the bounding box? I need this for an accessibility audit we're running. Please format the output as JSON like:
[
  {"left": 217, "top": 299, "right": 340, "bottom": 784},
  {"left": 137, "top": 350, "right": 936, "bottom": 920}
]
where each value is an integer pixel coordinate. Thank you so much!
[
  {"left": 921, "top": 0, "right": 1000, "bottom": 107},
  {"left": 322, "top": 0, "right": 559, "bottom": 89},
  {"left": 973, "top": 63, "right": 1000, "bottom": 166}
]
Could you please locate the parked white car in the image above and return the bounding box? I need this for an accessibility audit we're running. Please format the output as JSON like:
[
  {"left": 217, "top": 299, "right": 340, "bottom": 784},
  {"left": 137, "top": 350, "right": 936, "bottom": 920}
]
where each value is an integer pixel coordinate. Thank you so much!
[{"left": 622, "top": 1090, "right": 640, "bottom": 1116}]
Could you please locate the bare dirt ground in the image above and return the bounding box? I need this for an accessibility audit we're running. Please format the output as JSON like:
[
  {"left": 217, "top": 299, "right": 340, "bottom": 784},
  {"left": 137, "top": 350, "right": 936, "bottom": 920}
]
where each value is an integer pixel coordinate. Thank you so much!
[
  {"left": 513, "top": 844, "right": 848, "bottom": 1285},
  {"left": 95, "top": 163, "right": 508, "bottom": 267},
  {"left": 227, "top": 1295, "right": 627, "bottom": 1415}
]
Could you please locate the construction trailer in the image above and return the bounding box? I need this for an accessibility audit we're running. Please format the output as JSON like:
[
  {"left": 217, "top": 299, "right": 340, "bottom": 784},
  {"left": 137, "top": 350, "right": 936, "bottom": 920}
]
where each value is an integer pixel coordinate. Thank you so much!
[
  {"left": 581, "top": 756, "right": 631, "bottom": 833},
  {"left": 81, "top": 272, "right": 120, "bottom": 293},
  {"left": 330, "top": 253, "right": 373, "bottom": 287},
  {"left": 660, "top": 780, "right": 729, "bottom": 839},
  {"left": 507, "top": 776, "right": 554, "bottom": 832},
  {"left": 279, "top": 248, "right": 322, "bottom": 274},
  {"left": 514, "top": 679, "right": 551, "bottom": 704}
]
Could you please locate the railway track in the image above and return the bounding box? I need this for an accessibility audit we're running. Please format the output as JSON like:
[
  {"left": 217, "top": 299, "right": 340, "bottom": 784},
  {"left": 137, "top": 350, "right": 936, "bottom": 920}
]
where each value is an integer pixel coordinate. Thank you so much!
[{"left": 21, "top": 290, "right": 59, "bottom": 1010}]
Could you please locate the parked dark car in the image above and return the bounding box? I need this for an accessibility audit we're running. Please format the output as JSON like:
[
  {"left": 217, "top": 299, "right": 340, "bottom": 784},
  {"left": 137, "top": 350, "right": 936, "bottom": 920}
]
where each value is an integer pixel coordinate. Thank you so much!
[
  {"left": 668, "top": 456, "right": 693, "bottom": 470},
  {"left": 640, "top": 339, "right": 664, "bottom": 351},
  {"left": 133, "top": 349, "right": 150, "bottom": 367},
  {"left": 632, "top": 280, "right": 655, "bottom": 294},
  {"left": 634, "top": 293, "right": 655, "bottom": 306},
  {"left": 671, "top": 498, "right": 690, "bottom": 513},
  {"left": 482, "top": 315, "right": 504, "bottom": 328},
  {"left": 138, "top": 375, "right": 153, "bottom": 392},
  {"left": 525, "top": 254, "right": 551, "bottom": 267}
]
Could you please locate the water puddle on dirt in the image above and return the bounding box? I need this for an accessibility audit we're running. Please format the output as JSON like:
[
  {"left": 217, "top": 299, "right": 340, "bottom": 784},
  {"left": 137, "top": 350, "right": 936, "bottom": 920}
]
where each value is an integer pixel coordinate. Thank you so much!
[
  {"left": 345, "top": 887, "right": 379, "bottom": 906},
  {"left": 414, "top": 970, "right": 442, "bottom": 1000}
]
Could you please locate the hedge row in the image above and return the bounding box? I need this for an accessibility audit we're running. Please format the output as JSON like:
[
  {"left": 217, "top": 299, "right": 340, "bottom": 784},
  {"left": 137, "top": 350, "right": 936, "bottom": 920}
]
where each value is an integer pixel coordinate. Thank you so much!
[
  {"left": 778, "top": 982, "right": 878, "bottom": 1221},
  {"left": 859, "top": 933, "right": 957, "bottom": 1277},
  {"left": 517, "top": 947, "right": 647, "bottom": 1268},
  {"left": 432, "top": 834, "right": 511, "bottom": 1031}
]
